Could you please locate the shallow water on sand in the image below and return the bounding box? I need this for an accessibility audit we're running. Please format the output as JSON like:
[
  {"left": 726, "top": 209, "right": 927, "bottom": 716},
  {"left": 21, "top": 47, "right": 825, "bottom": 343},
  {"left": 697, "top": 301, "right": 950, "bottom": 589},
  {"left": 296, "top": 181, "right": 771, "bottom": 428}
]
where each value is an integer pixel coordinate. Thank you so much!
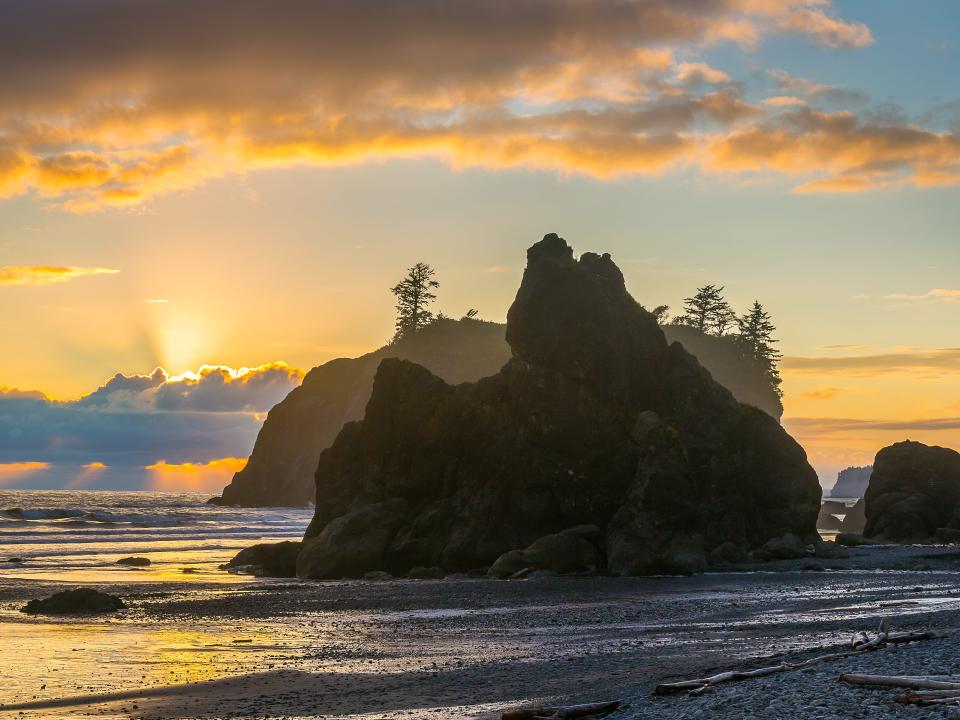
[{"left": 0, "top": 490, "right": 313, "bottom": 582}]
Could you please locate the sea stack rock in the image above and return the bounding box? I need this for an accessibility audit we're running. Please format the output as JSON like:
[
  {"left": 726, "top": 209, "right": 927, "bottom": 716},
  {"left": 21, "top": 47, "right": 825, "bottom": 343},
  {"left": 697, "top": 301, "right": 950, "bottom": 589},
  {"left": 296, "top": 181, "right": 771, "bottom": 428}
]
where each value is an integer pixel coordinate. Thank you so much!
[
  {"left": 864, "top": 441, "right": 960, "bottom": 542},
  {"left": 297, "top": 234, "right": 821, "bottom": 578},
  {"left": 829, "top": 466, "right": 873, "bottom": 498}
]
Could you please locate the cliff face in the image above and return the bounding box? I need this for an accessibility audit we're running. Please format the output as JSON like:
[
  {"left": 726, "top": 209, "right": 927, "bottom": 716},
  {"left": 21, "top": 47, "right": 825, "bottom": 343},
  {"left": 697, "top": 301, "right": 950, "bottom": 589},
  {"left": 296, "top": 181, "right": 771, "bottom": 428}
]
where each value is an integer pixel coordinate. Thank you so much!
[
  {"left": 299, "top": 234, "right": 821, "bottom": 577},
  {"left": 211, "top": 319, "right": 511, "bottom": 506},
  {"left": 828, "top": 466, "right": 873, "bottom": 498},
  {"left": 864, "top": 441, "right": 960, "bottom": 542},
  {"left": 661, "top": 325, "right": 783, "bottom": 420},
  {"left": 214, "top": 291, "right": 782, "bottom": 510}
]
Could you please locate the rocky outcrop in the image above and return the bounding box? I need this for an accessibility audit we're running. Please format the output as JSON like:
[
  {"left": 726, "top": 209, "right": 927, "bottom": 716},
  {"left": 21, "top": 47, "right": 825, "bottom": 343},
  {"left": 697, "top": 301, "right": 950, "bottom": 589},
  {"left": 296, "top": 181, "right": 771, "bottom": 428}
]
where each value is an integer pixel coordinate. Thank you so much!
[
  {"left": 222, "top": 541, "right": 302, "bottom": 577},
  {"left": 22, "top": 588, "right": 125, "bottom": 614},
  {"left": 864, "top": 441, "right": 960, "bottom": 542},
  {"left": 839, "top": 498, "right": 866, "bottom": 534},
  {"left": 488, "top": 526, "right": 603, "bottom": 577},
  {"left": 211, "top": 319, "right": 512, "bottom": 506},
  {"left": 297, "top": 234, "right": 821, "bottom": 578},
  {"left": 828, "top": 466, "right": 873, "bottom": 498},
  {"left": 661, "top": 324, "right": 783, "bottom": 420},
  {"left": 816, "top": 501, "right": 847, "bottom": 531}
]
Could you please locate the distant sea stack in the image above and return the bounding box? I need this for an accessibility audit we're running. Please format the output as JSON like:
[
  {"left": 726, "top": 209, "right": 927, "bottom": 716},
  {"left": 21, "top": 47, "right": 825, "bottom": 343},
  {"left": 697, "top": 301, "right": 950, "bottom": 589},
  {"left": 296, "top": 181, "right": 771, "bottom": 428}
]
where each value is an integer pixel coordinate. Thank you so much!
[
  {"left": 864, "top": 441, "right": 960, "bottom": 542},
  {"left": 828, "top": 466, "right": 873, "bottom": 498},
  {"left": 212, "top": 285, "right": 783, "bottom": 509},
  {"left": 297, "top": 234, "right": 821, "bottom": 578},
  {"left": 210, "top": 318, "right": 512, "bottom": 506}
]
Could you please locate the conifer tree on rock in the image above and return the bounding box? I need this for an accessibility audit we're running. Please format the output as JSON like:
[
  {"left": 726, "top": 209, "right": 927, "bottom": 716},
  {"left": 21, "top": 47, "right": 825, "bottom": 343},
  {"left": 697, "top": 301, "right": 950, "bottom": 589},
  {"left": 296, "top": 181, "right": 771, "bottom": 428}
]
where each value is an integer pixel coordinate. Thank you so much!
[{"left": 391, "top": 262, "right": 439, "bottom": 342}]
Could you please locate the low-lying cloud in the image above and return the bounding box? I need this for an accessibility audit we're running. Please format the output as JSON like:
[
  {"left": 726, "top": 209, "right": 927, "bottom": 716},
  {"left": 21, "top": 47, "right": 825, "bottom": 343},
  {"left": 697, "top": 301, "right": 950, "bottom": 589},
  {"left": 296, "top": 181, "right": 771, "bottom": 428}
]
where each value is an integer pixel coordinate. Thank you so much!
[
  {"left": 782, "top": 348, "right": 960, "bottom": 377},
  {"left": 0, "top": 266, "right": 119, "bottom": 285},
  {"left": 0, "top": 362, "right": 303, "bottom": 489}
]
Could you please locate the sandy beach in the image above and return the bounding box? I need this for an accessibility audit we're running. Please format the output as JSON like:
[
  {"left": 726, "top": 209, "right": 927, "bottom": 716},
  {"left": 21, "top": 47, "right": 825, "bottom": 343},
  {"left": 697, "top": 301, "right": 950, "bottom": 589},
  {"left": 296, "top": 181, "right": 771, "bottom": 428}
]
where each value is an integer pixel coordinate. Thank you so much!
[{"left": 3, "top": 545, "right": 960, "bottom": 719}]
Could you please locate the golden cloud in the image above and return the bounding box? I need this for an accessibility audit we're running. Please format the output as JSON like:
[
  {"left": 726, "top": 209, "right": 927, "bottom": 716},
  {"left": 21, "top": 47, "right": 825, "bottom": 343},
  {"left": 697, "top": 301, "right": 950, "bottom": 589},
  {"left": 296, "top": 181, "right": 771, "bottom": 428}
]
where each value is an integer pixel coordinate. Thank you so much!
[
  {"left": 146, "top": 457, "right": 247, "bottom": 493},
  {"left": 0, "top": 266, "right": 119, "bottom": 285},
  {"left": 0, "top": 461, "right": 50, "bottom": 486},
  {"left": 0, "top": 0, "right": 928, "bottom": 211}
]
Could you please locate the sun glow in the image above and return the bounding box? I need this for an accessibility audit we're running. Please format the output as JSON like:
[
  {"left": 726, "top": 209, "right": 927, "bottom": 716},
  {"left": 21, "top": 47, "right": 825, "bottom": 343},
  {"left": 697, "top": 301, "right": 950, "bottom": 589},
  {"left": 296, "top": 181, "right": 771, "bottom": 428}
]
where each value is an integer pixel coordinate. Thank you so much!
[{"left": 146, "top": 458, "right": 248, "bottom": 492}]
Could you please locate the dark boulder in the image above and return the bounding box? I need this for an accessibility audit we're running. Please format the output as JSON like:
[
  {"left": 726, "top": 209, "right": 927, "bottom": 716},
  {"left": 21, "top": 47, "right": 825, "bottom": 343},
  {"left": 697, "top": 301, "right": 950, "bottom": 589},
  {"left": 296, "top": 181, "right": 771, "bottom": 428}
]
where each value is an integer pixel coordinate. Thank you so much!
[
  {"left": 754, "top": 533, "right": 808, "bottom": 561},
  {"left": 835, "top": 533, "right": 876, "bottom": 547},
  {"left": 297, "top": 498, "right": 408, "bottom": 579},
  {"left": 116, "top": 556, "right": 151, "bottom": 567},
  {"left": 488, "top": 526, "right": 602, "bottom": 577},
  {"left": 864, "top": 441, "right": 960, "bottom": 542},
  {"left": 814, "top": 540, "right": 850, "bottom": 559},
  {"left": 22, "top": 588, "right": 125, "bottom": 615},
  {"left": 708, "top": 541, "right": 750, "bottom": 565},
  {"left": 406, "top": 566, "right": 445, "bottom": 579},
  {"left": 816, "top": 502, "right": 846, "bottom": 531},
  {"left": 222, "top": 541, "right": 302, "bottom": 577},
  {"left": 299, "top": 234, "right": 821, "bottom": 578}
]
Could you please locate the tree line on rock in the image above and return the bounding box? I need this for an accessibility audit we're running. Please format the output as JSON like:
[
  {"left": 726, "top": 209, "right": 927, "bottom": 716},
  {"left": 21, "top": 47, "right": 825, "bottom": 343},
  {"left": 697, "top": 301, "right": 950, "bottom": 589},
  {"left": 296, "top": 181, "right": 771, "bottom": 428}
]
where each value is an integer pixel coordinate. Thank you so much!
[{"left": 651, "top": 285, "right": 783, "bottom": 399}]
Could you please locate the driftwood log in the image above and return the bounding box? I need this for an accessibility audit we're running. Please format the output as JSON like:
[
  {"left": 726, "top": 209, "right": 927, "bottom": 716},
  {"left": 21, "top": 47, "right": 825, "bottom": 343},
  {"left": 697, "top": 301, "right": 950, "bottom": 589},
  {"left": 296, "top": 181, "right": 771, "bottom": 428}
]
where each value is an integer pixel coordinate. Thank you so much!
[
  {"left": 655, "top": 624, "right": 943, "bottom": 696},
  {"left": 501, "top": 700, "right": 621, "bottom": 720}
]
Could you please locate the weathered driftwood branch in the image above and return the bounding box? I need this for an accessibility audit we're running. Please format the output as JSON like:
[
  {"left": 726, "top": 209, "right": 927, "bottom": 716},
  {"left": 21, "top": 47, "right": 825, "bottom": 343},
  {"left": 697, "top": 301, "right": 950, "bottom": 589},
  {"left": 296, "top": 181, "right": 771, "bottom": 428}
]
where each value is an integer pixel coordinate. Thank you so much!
[
  {"left": 655, "top": 623, "right": 944, "bottom": 696},
  {"left": 896, "top": 689, "right": 960, "bottom": 705},
  {"left": 500, "top": 700, "right": 621, "bottom": 720},
  {"left": 840, "top": 674, "right": 960, "bottom": 691}
]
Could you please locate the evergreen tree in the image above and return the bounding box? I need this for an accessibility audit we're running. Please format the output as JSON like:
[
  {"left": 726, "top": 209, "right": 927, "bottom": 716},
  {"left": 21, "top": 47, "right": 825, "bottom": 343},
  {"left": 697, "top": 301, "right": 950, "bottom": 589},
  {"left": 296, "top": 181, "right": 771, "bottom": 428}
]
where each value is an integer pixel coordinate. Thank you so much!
[
  {"left": 738, "top": 300, "right": 783, "bottom": 397},
  {"left": 678, "top": 284, "right": 730, "bottom": 333},
  {"left": 650, "top": 304, "right": 670, "bottom": 324},
  {"left": 390, "top": 262, "right": 439, "bottom": 342}
]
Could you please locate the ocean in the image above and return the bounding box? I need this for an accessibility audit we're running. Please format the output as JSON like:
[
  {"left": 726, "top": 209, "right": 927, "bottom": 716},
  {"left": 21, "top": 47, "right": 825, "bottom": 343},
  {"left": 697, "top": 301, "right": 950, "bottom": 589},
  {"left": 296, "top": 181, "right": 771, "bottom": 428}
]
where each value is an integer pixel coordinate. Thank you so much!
[{"left": 0, "top": 490, "right": 313, "bottom": 583}]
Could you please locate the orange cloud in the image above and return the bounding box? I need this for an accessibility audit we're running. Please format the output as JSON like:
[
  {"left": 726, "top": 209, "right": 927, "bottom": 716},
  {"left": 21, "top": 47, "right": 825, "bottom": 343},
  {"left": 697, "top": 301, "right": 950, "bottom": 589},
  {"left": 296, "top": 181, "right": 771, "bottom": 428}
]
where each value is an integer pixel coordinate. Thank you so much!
[
  {"left": 0, "top": 461, "right": 50, "bottom": 486},
  {"left": 0, "top": 0, "right": 895, "bottom": 210},
  {"left": 801, "top": 387, "right": 847, "bottom": 400},
  {"left": 146, "top": 457, "right": 247, "bottom": 493},
  {"left": 887, "top": 289, "right": 960, "bottom": 305},
  {"left": 783, "top": 348, "right": 960, "bottom": 378},
  {"left": 0, "top": 266, "right": 119, "bottom": 285}
]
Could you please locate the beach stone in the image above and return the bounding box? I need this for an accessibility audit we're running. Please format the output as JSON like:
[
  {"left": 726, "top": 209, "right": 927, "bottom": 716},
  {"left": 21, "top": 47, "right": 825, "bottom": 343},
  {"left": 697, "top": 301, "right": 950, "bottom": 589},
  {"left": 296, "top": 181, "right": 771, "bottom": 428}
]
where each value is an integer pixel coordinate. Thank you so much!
[
  {"left": 814, "top": 540, "right": 850, "bottom": 559},
  {"left": 487, "top": 550, "right": 529, "bottom": 578},
  {"left": 21, "top": 588, "right": 125, "bottom": 615},
  {"left": 222, "top": 541, "right": 301, "bottom": 577},
  {"left": 754, "top": 533, "right": 807, "bottom": 561},
  {"left": 116, "top": 556, "right": 151, "bottom": 566}
]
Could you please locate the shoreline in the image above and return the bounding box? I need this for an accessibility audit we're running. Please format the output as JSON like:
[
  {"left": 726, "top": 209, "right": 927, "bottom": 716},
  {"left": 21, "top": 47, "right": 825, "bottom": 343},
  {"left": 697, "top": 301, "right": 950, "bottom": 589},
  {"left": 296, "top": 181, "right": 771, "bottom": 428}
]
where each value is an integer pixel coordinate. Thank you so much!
[{"left": 2, "top": 546, "right": 960, "bottom": 719}]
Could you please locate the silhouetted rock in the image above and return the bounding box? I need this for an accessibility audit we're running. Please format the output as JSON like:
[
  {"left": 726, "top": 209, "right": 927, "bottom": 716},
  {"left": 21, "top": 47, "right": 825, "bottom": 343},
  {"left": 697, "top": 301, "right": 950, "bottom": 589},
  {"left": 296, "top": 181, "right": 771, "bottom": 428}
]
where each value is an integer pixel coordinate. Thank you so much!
[
  {"left": 21, "top": 588, "right": 125, "bottom": 615},
  {"left": 210, "top": 318, "right": 512, "bottom": 507},
  {"left": 816, "top": 501, "right": 846, "bottom": 531},
  {"left": 839, "top": 498, "right": 866, "bottom": 534},
  {"left": 936, "top": 528, "right": 960, "bottom": 544},
  {"left": 864, "top": 441, "right": 960, "bottom": 542},
  {"left": 835, "top": 532, "right": 876, "bottom": 547},
  {"left": 406, "top": 566, "right": 445, "bottom": 579},
  {"left": 487, "top": 526, "right": 602, "bottom": 577},
  {"left": 708, "top": 541, "right": 750, "bottom": 565},
  {"left": 222, "top": 541, "right": 302, "bottom": 577},
  {"left": 828, "top": 466, "right": 873, "bottom": 498},
  {"left": 295, "top": 235, "right": 820, "bottom": 578},
  {"left": 661, "top": 324, "right": 783, "bottom": 420},
  {"left": 814, "top": 540, "right": 849, "bottom": 559},
  {"left": 754, "top": 533, "right": 807, "bottom": 561},
  {"left": 116, "top": 556, "right": 151, "bottom": 567}
]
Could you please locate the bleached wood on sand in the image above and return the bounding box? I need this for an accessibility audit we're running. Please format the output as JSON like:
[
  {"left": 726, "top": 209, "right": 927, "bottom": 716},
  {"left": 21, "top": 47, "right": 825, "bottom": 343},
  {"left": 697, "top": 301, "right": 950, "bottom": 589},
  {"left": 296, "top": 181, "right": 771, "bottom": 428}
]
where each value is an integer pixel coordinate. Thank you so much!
[{"left": 500, "top": 699, "right": 621, "bottom": 720}]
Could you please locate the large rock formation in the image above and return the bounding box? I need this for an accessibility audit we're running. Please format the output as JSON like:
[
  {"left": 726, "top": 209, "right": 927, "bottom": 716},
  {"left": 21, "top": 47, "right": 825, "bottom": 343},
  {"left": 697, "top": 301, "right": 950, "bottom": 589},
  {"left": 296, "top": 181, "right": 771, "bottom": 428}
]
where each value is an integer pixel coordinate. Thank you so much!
[
  {"left": 864, "top": 441, "right": 960, "bottom": 542},
  {"left": 828, "top": 466, "right": 873, "bottom": 498},
  {"left": 213, "top": 292, "right": 783, "bottom": 509},
  {"left": 661, "top": 324, "right": 783, "bottom": 420},
  {"left": 211, "top": 318, "right": 512, "bottom": 506},
  {"left": 297, "top": 234, "right": 821, "bottom": 577}
]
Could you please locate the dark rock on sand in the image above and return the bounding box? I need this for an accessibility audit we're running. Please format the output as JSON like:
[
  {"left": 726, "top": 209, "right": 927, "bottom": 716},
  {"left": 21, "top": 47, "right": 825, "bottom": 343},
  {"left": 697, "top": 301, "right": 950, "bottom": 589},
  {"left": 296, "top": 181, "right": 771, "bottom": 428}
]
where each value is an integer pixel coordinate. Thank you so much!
[
  {"left": 814, "top": 539, "right": 850, "bottom": 559},
  {"left": 222, "top": 541, "right": 302, "bottom": 577},
  {"left": 488, "top": 526, "right": 602, "bottom": 577},
  {"left": 864, "top": 441, "right": 960, "bottom": 542},
  {"left": 362, "top": 570, "right": 393, "bottom": 581},
  {"left": 754, "top": 533, "right": 808, "bottom": 561},
  {"left": 116, "top": 556, "right": 151, "bottom": 567},
  {"left": 835, "top": 532, "right": 877, "bottom": 547},
  {"left": 936, "top": 527, "right": 960, "bottom": 544},
  {"left": 210, "top": 319, "right": 512, "bottom": 507},
  {"left": 6, "top": 557, "right": 23, "bottom": 563},
  {"left": 297, "top": 234, "right": 821, "bottom": 579},
  {"left": 21, "top": 588, "right": 125, "bottom": 615},
  {"left": 708, "top": 541, "right": 750, "bottom": 565}
]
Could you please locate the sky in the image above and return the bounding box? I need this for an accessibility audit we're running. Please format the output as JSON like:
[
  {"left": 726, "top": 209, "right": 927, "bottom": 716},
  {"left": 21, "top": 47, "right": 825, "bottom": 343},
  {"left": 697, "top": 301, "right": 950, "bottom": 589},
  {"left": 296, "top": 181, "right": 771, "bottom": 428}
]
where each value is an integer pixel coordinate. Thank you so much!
[{"left": 1, "top": 0, "right": 958, "bottom": 492}]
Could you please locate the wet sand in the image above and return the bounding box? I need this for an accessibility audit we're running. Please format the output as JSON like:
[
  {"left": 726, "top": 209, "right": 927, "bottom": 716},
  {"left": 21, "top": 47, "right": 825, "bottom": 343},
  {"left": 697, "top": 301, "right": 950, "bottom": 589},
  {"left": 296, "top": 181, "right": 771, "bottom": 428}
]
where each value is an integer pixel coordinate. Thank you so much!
[{"left": 2, "top": 546, "right": 960, "bottom": 719}]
